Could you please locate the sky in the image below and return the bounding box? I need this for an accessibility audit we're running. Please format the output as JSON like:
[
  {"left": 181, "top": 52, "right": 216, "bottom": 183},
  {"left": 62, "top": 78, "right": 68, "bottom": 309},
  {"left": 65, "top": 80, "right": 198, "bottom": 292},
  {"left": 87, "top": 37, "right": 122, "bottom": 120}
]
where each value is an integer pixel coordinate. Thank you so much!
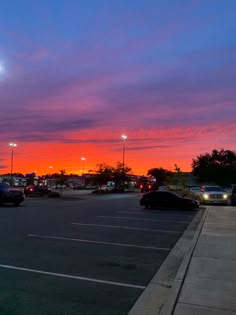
[{"left": 0, "top": 0, "right": 236, "bottom": 176}]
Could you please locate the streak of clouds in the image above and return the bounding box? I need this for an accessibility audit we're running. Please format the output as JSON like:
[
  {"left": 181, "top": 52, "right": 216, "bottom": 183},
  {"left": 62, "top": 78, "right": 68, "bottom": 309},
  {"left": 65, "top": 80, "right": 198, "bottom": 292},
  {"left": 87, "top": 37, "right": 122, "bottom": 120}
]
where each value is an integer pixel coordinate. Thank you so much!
[{"left": 0, "top": 0, "right": 236, "bottom": 175}]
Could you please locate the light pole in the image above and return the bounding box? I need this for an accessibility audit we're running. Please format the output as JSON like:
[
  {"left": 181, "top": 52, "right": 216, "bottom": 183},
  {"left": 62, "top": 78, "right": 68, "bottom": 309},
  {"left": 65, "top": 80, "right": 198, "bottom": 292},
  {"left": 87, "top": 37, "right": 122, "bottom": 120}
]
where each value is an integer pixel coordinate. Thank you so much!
[
  {"left": 81, "top": 157, "right": 86, "bottom": 175},
  {"left": 81, "top": 157, "right": 86, "bottom": 185},
  {"left": 9, "top": 142, "right": 17, "bottom": 185},
  {"left": 121, "top": 135, "right": 127, "bottom": 170}
]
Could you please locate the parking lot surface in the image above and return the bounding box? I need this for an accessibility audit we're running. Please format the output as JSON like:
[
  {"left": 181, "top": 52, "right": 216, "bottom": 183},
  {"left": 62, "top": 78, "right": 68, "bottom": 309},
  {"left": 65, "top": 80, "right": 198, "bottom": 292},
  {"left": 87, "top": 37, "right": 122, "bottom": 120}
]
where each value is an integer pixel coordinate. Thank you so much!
[{"left": 0, "top": 192, "right": 201, "bottom": 314}]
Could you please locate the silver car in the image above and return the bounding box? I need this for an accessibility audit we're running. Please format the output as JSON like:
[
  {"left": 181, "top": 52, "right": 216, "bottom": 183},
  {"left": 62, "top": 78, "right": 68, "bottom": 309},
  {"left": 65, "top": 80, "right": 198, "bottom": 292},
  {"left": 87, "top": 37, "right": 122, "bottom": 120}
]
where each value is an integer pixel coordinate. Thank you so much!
[{"left": 199, "top": 185, "right": 228, "bottom": 205}]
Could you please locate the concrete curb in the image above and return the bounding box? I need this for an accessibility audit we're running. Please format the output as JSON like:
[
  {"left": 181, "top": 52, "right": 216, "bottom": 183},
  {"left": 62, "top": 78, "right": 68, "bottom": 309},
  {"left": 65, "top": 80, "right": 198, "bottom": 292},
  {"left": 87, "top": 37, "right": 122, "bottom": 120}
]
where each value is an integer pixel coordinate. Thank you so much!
[
  {"left": 160, "top": 207, "right": 208, "bottom": 315},
  {"left": 128, "top": 207, "right": 207, "bottom": 315}
]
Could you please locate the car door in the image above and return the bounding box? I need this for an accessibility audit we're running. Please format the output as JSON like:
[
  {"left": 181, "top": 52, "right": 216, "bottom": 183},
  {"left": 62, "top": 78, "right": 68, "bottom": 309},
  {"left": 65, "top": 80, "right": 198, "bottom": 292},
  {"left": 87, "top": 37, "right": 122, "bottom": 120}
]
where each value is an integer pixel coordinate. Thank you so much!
[
  {"left": 151, "top": 192, "right": 169, "bottom": 208},
  {"left": 159, "top": 192, "right": 178, "bottom": 208}
]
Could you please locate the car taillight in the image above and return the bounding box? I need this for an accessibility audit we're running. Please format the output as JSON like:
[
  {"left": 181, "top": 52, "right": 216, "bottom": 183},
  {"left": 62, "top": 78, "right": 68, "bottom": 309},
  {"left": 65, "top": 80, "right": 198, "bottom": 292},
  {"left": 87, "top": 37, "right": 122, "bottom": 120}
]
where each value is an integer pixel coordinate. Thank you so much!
[
  {"left": 30, "top": 188, "right": 33, "bottom": 192},
  {"left": 140, "top": 185, "right": 143, "bottom": 188},
  {"left": 148, "top": 185, "right": 151, "bottom": 189}
]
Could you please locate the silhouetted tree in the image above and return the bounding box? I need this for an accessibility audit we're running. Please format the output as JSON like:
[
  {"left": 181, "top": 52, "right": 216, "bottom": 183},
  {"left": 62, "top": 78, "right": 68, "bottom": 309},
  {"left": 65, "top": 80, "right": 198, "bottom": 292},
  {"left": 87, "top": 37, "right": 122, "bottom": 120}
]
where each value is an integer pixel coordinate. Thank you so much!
[
  {"left": 167, "top": 164, "right": 186, "bottom": 190},
  {"left": 93, "top": 162, "right": 131, "bottom": 188},
  {"left": 192, "top": 148, "right": 236, "bottom": 186},
  {"left": 147, "top": 167, "right": 172, "bottom": 186},
  {"left": 93, "top": 163, "right": 115, "bottom": 186},
  {"left": 56, "top": 169, "right": 67, "bottom": 186},
  {"left": 112, "top": 162, "right": 131, "bottom": 188}
]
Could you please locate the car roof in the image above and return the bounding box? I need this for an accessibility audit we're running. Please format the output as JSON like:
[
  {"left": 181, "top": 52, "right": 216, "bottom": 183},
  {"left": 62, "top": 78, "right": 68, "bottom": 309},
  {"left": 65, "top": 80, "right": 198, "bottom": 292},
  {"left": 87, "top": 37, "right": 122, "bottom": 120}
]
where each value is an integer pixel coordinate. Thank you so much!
[{"left": 145, "top": 191, "right": 175, "bottom": 195}]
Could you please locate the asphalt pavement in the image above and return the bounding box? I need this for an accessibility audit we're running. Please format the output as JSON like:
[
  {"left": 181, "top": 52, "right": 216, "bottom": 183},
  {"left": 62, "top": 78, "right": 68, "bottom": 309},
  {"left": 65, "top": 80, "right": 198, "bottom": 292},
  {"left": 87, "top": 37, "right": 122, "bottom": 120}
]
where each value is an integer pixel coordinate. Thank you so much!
[{"left": 0, "top": 190, "right": 202, "bottom": 314}]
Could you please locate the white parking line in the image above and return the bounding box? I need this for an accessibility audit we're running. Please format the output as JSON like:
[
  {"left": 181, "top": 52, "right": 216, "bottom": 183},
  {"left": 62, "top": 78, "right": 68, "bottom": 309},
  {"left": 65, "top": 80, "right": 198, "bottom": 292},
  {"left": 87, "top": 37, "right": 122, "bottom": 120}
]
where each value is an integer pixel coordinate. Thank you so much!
[
  {"left": 72, "top": 223, "right": 181, "bottom": 234},
  {"left": 0, "top": 264, "right": 145, "bottom": 290},
  {"left": 28, "top": 234, "right": 171, "bottom": 251},
  {"left": 98, "top": 215, "right": 190, "bottom": 224},
  {"left": 117, "top": 211, "right": 193, "bottom": 220}
]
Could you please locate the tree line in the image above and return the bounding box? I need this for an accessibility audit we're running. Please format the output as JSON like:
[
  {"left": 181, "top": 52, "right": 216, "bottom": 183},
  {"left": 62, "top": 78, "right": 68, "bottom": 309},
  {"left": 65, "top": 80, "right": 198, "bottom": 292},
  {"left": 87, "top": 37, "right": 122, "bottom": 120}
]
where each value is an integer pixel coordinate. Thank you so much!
[
  {"left": 92, "top": 148, "right": 236, "bottom": 188},
  {"left": 3, "top": 148, "right": 236, "bottom": 188}
]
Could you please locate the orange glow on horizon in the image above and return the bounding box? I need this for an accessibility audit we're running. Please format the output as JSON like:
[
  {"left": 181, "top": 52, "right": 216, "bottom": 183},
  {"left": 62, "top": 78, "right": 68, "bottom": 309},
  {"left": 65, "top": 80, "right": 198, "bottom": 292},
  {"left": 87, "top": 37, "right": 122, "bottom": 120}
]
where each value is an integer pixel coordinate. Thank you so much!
[
  {"left": 1, "top": 140, "right": 194, "bottom": 177},
  {"left": 2, "top": 123, "right": 236, "bottom": 177}
]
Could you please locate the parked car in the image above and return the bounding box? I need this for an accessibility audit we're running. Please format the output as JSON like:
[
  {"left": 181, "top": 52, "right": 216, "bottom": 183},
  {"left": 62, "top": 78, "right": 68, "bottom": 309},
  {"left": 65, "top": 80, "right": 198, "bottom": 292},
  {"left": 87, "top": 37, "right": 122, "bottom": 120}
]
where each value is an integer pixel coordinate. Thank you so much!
[
  {"left": 0, "top": 183, "right": 24, "bottom": 206},
  {"left": 139, "top": 182, "right": 158, "bottom": 193},
  {"left": 199, "top": 185, "right": 228, "bottom": 205},
  {"left": 24, "top": 185, "right": 51, "bottom": 196},
  {"left": 73, "top": 185, "right": 86, "bottom": 190},
  {"left": 140, "top": 191, "right": 199, "bottom": 210},
  {"left": 189, "top": 186, "right": 201, "bottom": 195},
  {"left": 158, "top": 185, "right": 169, "bottom": 191},
  {"left": 230, "top": 185, "right": 236, "bottom": 205},
  {"left": 99, "top": 185, "right": 114, "bottom": 192}
]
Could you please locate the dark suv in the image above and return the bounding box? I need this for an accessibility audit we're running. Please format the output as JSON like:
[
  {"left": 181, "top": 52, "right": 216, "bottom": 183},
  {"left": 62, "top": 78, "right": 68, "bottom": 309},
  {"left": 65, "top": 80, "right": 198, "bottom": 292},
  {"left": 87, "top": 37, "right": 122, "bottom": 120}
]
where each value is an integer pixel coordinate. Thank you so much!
[{"left": 0, "top": 183, "right": 24, "bottom": 206}]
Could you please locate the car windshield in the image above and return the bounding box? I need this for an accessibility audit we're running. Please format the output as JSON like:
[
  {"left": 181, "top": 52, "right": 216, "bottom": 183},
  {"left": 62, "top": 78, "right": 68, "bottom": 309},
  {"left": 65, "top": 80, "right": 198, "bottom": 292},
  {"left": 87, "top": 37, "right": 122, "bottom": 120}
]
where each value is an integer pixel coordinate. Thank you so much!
[{"left": 204, "top": 186, "right": 224, "bottom": 192}]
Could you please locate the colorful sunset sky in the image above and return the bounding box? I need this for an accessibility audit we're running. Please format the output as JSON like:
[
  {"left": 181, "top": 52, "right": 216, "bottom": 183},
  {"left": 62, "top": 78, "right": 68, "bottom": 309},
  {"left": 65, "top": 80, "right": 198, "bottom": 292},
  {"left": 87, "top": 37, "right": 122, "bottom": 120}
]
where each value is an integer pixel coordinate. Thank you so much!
[{"left": 1, "top": 0, "right": 236, "bottom": 176}]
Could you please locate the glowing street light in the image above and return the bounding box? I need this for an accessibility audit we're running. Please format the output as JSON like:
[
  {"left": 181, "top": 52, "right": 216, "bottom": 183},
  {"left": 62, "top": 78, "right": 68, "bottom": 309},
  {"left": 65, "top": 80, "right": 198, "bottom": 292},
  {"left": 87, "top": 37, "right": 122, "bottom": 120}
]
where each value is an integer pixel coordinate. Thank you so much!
[
  {"left": 81, "top": 157, "right": 86, "bottom": 175},
  {"left": 121, "top": 134, "right": 127, "bottom": 169},
  {"left": 0, "top": 63, "right": 5, "bottom": 75},
  {"left": 9, "top": 143, "right": 17, "bottom": 184}
]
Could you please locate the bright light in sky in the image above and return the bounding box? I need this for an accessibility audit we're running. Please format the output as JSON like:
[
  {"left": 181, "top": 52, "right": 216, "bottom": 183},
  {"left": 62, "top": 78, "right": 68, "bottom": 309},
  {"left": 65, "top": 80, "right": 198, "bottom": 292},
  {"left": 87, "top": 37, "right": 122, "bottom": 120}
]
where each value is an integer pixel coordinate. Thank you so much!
[
  {"left": 0, "top": 62, "right": 6, "bottom": 79},
  {"left": 0, "top": 63, "right": 5, "bottom": 75}
]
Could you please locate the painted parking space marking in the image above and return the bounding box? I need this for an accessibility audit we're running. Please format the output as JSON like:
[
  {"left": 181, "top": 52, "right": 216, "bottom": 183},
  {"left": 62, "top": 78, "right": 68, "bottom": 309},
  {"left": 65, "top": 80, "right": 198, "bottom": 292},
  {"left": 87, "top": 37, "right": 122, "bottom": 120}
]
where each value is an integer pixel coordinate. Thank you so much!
[
  {"left": 0, "top": 264, "right": 145, "bottom": 289},
  {"left": 72, "top": 223, "right": 182, "bottom": 234},
  {"left": 98, "top": 215, "right": 190, "bottom": 224},
  {"left": 27, "top": 234, "right": 171, "bottom": 251},
  {"left": 116, "top": 211, "right": 193, "bottom": 220}
]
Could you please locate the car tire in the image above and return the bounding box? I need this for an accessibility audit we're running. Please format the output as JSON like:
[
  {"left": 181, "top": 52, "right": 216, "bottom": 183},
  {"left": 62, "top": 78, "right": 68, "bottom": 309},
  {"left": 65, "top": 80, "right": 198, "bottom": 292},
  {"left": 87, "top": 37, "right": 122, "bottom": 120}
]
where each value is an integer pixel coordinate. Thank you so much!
[{"left": 14, "top": 202, "right": 21, "bottom": 206}]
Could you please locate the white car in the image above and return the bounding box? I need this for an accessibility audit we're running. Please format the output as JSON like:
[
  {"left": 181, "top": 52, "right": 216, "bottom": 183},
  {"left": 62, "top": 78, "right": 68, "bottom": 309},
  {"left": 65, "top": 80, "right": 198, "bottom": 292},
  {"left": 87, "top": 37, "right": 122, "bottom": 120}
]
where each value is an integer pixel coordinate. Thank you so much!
[
  {"left": 199, "top": 185, "right": 228, "bottom": 205},
  {"left": 189, "top": 186, "right": 201, "bottom": 195},
  {"left": 99, "top": 185, "right": 114, "bottom": 192},
  {"left": 158, "top": 186, "right": 169, "bottom": 191}
]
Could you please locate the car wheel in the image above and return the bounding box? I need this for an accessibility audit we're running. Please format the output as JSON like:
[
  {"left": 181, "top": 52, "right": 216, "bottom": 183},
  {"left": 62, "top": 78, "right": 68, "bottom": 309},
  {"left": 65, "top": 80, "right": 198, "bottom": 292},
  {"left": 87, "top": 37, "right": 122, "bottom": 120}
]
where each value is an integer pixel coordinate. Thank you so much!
[{"left": 14, "top": 202, "right": 21, "bottom": 206}]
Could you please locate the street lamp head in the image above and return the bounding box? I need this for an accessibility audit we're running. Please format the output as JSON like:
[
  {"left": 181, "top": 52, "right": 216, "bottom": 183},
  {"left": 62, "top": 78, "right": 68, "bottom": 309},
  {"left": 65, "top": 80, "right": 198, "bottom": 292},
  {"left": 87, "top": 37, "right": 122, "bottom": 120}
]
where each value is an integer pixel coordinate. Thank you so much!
[
  {"left": 121, "top": 134, "right": 127, "bottom": 140},
  {"left": 9, "top": 143, "right": 17, "bottom": 147},
  {"left": 81, "top": 157, "right": 86, "bottom": 161}
]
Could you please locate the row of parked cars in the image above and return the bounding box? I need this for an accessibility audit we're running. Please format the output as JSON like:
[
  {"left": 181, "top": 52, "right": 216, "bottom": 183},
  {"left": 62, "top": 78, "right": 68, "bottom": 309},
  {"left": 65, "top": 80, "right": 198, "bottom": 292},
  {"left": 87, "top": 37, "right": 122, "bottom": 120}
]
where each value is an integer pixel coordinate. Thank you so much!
[{"left": 139, "top": 184, "right": 236, "bottom": 210}]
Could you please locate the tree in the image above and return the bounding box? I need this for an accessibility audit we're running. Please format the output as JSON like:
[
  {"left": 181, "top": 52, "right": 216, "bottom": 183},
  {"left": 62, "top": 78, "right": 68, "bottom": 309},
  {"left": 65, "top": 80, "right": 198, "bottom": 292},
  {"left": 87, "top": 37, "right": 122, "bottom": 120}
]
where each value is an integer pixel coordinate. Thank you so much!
[
  {"left": 112, "top": 162, "right": 131, "bottom": 188},
  {"left": 93, "top": 163, "right": 115, "bottom": 186},
  {"left": 93, "top": 162, "right": 132, "bottom": 188},
  {"left": 147, "top": 167, "right": 173, "bottom": 186},
  {"left": 56, "top": 169, "right": 67, "bottom": 186},
  {"left": 167, "top": 164, "right": 186, "bottom": 190},
  {"left": 192, "top": 148, "right": 236, "bottom": 186}
]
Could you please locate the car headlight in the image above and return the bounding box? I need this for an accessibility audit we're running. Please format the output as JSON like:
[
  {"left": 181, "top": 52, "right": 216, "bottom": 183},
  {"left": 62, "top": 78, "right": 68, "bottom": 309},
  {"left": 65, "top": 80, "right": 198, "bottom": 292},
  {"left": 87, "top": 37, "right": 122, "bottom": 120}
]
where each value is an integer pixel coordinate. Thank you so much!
[
  {"left": 203, "top": 193, "right": 209, "bottom": 200},
  {"left": 223, "top": 194, "right": 228, "bottom": 199}
]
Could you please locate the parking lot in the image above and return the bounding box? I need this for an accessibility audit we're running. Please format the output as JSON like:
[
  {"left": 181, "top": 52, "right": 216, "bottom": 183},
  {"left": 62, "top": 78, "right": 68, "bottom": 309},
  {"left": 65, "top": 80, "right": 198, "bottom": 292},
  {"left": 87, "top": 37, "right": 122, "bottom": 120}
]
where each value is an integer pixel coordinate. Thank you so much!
[{"left": 0, "top": 192, "right": 203, "bottom": 314}]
